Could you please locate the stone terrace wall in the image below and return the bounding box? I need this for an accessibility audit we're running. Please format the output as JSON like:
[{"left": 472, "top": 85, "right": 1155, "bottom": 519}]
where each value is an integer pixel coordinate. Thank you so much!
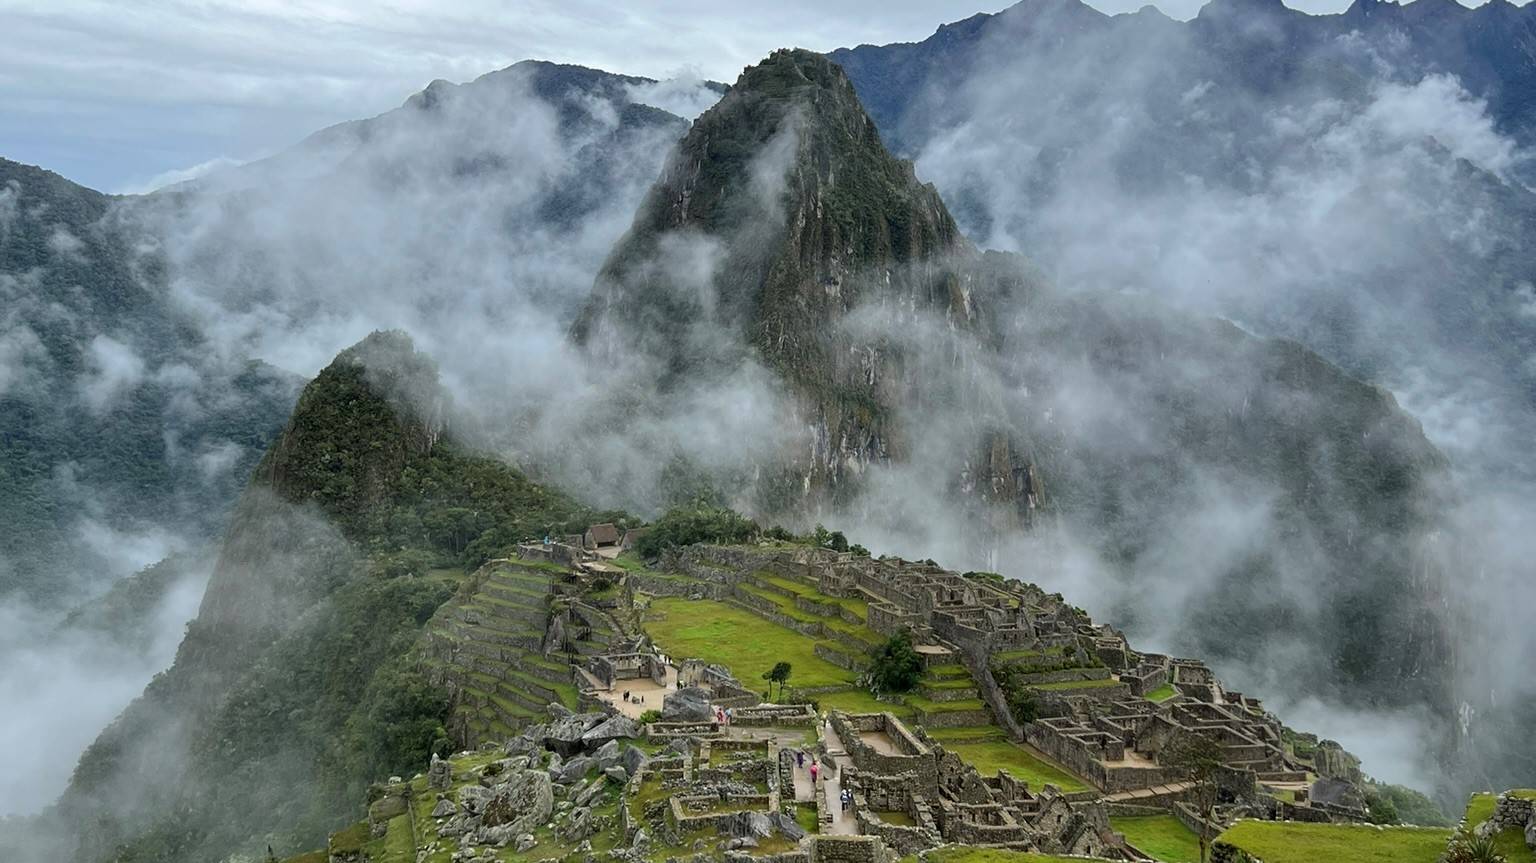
[{"left": 809, "top": 835, "right": 892, "bottom": 863}]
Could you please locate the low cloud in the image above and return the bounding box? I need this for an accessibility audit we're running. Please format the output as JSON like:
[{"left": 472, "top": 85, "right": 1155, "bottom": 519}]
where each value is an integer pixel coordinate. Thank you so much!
[
  {"left": 77, "top": 335, "right": 148, "bottom": 414},
  {"left": 116, "top": 155, "right": 245, "bottom": 196}
]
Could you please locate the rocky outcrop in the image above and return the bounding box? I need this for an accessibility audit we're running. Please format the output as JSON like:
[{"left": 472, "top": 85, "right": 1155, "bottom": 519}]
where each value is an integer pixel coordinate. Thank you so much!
[
  {"left": 662, "top": 686, "right": 715, "bottom": 722},
  {"left": 574, "top": 49, "right": 1032, "bottom": 525}
]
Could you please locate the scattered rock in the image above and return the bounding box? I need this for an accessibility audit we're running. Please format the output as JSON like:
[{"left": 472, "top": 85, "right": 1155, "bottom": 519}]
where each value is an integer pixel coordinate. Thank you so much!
[
  {"left": 515, "top": 833, "right": 537, "bottom": 852},
  {"left": 593, "top": 739, "right": 622, "bottom": 770},
  {"left": 604, "top": 766, "right": 628, "bottom": 784},
  {"left": 431, "top": 798, "right": 457, "bottom": 818}
]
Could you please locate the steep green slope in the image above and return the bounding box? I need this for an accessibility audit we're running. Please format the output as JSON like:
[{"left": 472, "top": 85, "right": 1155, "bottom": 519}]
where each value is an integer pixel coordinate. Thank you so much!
[{"left": 25, "top": 332, "right": 606, "bottom": 863}]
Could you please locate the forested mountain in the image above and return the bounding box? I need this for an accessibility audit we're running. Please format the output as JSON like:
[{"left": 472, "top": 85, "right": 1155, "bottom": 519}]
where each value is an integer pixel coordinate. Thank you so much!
[{"left": 0, "top": 158, "right": 299, "bottom": 605}]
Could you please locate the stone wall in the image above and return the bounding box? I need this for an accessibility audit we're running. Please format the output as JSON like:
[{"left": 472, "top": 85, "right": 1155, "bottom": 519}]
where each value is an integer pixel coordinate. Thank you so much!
[
  {"left": 1476, "top": 792, "right": 1536, "bottom": 847},
  {"left": 808, "top": 835, "right": 891, "bottom": 863},
  {"left": 831, "top": 712, "right": 937, "bottom": 787},
  {"left": 814, "top": 642, "right": 868, "bottom": 673},
  {"left": 629, "top": 572, "right": 725, "bottom": 599},
  {"left": 734, "top": 704, "right": 818, "bottom": 727}
]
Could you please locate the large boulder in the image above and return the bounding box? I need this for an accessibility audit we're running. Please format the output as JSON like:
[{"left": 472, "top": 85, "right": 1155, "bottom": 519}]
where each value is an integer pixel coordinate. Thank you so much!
[
  {"left": 621, "top": 743, "right": 647, "bottom": 778},
  {"left": 480, "top": 769, "right": 555, "bottom": 838},
  {"left": 593, "top": 740, "right": 622, "bottom": 770},
  {"left": 543, "top": 712, "right": 606, "bottom": 756},
  {"left": 662, "top": 686, "right": 714, "bottom": 722},
  {"left": 769, "top": 810, "right": 806, "bottom": 841},
  {"left": 582, "top": 714, "right": 641, "bottom": 747},
  {"left": 559, "top": 755, "right": 597, "bottom": 784},
  {"left": 733, "top": 811, "right": 773, "bottom": 838}
]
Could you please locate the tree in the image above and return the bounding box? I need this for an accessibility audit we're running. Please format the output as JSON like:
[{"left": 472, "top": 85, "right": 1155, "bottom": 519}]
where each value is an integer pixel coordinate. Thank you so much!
[
  {"left": 763, "top": 661, "right": 793, "bottom": 701},
  {"left": 868, "top": 631, "right": 924, "bottom": 694},
  {"left": 1163, "top": 732, "right": 1226, "bottom": 862},
  {"left": 635, "top": 505, "right": 759, "bottom": 558}
]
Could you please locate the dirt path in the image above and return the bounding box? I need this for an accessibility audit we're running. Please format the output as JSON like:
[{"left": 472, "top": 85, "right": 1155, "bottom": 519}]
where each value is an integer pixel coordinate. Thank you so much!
[{"left": 821, "top": 720, "right": 857, "bottom": 834}]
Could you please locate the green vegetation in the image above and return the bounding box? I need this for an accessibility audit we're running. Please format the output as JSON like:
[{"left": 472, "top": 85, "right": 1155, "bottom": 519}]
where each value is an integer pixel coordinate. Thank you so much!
[
  {"left": 764, "top": 661, "right": 793, "bottom": 700},
  {"left": 1110, "top": 815, "right": 1201, "bottom": 863},
  {"left": 868, "top": 631, "right": 924, "bottom": 694},
  {"left": 1216, "top": 821, "right": 1453, "bottom": 863},
  {"left": 939, "top": 739, "right": 1090, "bottom": 793},
  {"left": 1145, "top": 684, "right": 1178, "bottom": 703},
  {"left": 634, "top": 505, "right": 758, "bottom": 558},
  {"left": 0, "top": 164, "right": 301, "bottom": 603}
]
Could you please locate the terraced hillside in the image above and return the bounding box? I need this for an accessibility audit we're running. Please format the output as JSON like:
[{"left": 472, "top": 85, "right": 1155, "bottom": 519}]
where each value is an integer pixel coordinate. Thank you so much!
[
  {"left": 424, "top": 559, "right": 631, "bottom": 747},
  {"left": 633, "top": 544, "right": 1098, "bottom": 797}
]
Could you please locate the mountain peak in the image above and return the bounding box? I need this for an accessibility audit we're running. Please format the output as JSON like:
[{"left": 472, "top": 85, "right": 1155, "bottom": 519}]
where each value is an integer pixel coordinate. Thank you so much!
[{"left": 574, "top": 48, "right": 969, "bottom": 371}]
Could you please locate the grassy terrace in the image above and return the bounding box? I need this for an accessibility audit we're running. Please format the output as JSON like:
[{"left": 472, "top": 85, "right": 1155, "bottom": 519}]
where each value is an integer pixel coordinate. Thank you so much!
[
  {"left": 1110, "top": 814, "right": 1201, "bottom": 862},
  {"left": 756, "top": 572, "right": 871, "bottom": 618},
  {"left": 1464, "top": 791, "right": 1536, "bottom": 862},
  {"left": 737, "top": 582, "right": 883, "bottom": 646},
  {"left": 1217, "top": 821, "right": 1453, "bottom": 863},
  {"left": 939, "top": 739, "right": 1091, "bottom": 793},
  {"left": 1145, "top": 683, "right": 1177, "bottom": 702},
  {"left": 646, "top": 597, "right": 858, "bottom": 689}
]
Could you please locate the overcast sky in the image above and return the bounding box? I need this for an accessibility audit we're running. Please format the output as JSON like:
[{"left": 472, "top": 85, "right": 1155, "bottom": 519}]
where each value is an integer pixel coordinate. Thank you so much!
[{"left": 0, "top": 0, "right": 1522, "bottom": 193}]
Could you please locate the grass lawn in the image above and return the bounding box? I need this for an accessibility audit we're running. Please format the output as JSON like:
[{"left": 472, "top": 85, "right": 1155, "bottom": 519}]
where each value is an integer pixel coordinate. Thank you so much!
[
  {"left": 941, "top": 739, "right": 1091, "bottom": 793},
  {"left": 1217, "top": 821, "right": 1452, "bottom": 863},
  {"left": 645, "top": 597, "right": 857, "bottom": 688},
  {"left": 900, "top": 848, "right": 1113, "bottom": 863},
  {"left": 1111, "top": 815, "right": 1202, "bottom": 862},
  {"left": 816, "top": 687, "right": 903, "bottom": 715},
  {"left": 1463, "top": 791, "right": 1536, "bottom": 862},
  {"left": 1145, "top": 683, "right": 1177, "bottom": 702}
]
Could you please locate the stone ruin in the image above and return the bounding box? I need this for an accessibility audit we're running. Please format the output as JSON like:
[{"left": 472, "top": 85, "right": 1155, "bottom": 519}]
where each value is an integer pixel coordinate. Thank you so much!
[
  {"left": 829, "top": 710, "right": 1131, "bottom": 859},
  {"left": 661, "top": 542, "right": 1382, "bottom": 834}
]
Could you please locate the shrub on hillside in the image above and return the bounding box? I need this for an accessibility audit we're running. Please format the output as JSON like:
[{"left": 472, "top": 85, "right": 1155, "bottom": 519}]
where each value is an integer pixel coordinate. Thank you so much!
[{"left": 868, "top": 631, "right": 924, "bottom": 694}]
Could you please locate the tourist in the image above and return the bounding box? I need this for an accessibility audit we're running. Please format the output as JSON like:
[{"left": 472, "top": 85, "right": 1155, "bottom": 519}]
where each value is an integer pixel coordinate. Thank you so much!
[
  {"left": 809, "top": 762, "right": 819, "bottom": 783},
  {"left": 622, "top": 691, "right": 629, "bottom": 702},
  {"left": 795, "top": 750, "right": 804, "bottom": 769}
]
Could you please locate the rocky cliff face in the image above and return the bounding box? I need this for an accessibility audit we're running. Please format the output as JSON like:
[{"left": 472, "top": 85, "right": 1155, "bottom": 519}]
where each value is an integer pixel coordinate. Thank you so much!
[{"left": 575, "top": 49, "right": 1034, "bottom": 523}]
